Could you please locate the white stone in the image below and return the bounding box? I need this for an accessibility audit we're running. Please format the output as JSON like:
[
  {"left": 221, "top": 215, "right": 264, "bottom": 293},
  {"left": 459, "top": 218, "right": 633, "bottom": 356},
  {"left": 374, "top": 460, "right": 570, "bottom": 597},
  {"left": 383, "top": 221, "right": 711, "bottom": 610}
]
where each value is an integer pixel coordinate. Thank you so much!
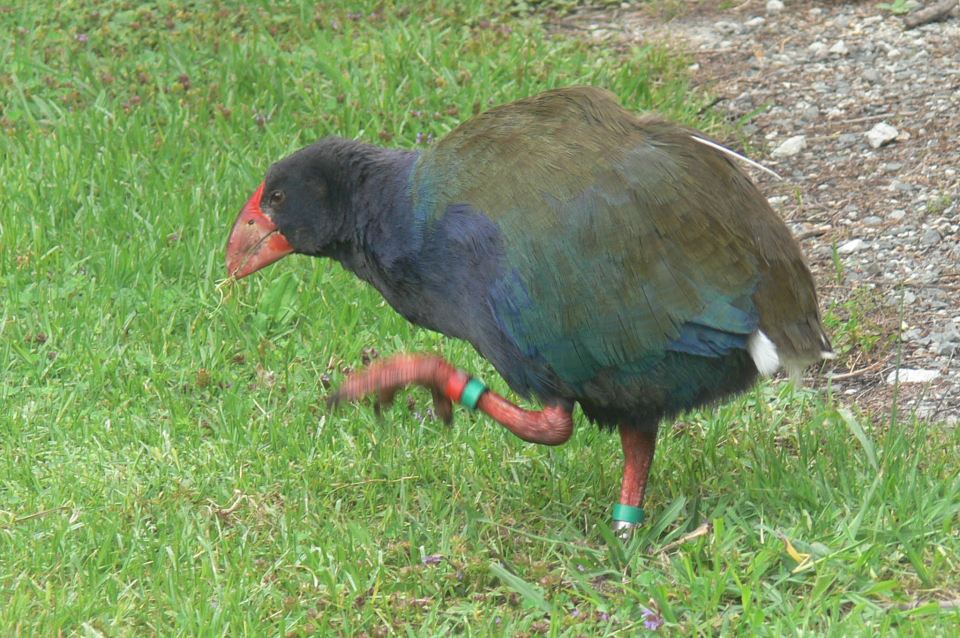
[
  {"left": 766, "top": 0, "right": 784, "bottom": 14},
  {"left": 885, "top": 369, "right": 941, "bottom": 385},
  {"left": 867, "top": 122, "right": 899, "bottom": 149},
  {"left": 829, "top": 41, "right": 849, "bottom": 55},
  {"left": 768, "top": 195, "right": 789, "bottom": 208},
  {"left": 838, "top": 238, "right": 866, "bottom": 254},
  {"left": 714, "top": 20, "right": 741, "bottom": 35},
  {"left": 771, "top": 135, "right": 807, "bottom": 158}
]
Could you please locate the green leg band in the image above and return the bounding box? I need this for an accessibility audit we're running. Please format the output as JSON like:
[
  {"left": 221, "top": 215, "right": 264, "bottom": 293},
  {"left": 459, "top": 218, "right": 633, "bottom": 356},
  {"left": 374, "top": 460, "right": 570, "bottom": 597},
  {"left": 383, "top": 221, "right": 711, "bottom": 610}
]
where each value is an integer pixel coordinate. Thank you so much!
[
  {"left": 460, "top": 378, "right": 487, "bottom": 410},
  {"left": 612, "top": 503, "right": 645, "bottom": 525}
]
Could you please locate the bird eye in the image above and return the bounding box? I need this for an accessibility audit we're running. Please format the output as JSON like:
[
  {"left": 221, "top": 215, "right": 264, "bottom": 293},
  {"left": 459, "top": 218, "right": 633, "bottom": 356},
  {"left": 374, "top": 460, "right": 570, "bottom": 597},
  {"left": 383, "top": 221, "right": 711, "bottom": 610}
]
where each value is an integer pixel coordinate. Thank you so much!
[{"left": 269, "top": 190, "right": 285, "bottom": 206}]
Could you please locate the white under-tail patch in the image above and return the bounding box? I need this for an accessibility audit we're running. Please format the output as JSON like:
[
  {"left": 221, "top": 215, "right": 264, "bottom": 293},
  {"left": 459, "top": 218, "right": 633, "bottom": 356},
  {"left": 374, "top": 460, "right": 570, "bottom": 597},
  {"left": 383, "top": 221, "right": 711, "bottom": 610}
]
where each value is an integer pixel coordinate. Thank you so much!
[
  {"left": 690, "top": 135, "right": 783, "bottom": 181},
  {"left": 819, "top": 332, "right": 835, "bottom": 360},
  {"left": 748, "top": 330, "right": 780, "bottom": 376}
]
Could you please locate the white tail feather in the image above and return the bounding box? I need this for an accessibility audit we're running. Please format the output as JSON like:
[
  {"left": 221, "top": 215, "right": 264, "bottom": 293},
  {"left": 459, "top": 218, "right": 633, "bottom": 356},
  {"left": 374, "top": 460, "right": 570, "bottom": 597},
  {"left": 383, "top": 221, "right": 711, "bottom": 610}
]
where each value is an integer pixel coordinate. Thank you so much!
[
  {"left": 748, "top": 330, "right": 781, "bottom": 376},
  {"left": 690, "top": 135, "right": 783, "bottom": 181}
]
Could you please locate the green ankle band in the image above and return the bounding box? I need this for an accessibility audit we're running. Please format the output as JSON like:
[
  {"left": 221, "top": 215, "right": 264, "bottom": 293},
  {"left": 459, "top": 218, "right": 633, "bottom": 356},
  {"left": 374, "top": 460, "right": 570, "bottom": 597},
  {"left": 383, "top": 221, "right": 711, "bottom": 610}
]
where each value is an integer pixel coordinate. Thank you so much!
[
  {"left": 460, "top": 378, "right": 487, "bottom": 410},
  {"left": 612, "top": 503, "right": 645, "bottom": 524}
]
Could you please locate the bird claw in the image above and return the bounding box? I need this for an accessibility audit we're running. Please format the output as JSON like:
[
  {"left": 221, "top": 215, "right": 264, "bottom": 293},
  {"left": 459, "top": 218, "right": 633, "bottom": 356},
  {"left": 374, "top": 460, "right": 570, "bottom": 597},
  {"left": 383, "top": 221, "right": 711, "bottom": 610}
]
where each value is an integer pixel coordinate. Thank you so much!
[
  {"left": 431, "top": 387, "right": 454, "bottom": 425},
  {"left": 372, "top": 387, "right": 398, "bottom": 416}
]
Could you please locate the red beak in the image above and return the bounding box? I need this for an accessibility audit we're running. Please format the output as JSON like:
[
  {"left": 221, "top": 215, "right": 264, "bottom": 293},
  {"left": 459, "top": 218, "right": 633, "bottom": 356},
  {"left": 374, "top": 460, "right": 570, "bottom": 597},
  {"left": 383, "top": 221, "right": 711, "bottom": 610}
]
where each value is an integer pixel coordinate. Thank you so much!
[{"left": 226, "top": 182, "right": 295, "bottom": 278}]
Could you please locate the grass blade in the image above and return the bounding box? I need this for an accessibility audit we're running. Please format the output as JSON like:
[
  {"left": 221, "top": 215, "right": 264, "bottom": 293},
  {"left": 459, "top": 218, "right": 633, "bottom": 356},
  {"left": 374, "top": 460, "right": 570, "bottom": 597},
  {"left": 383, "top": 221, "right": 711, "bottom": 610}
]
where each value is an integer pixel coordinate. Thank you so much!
[
  {"left": 839, "top": 408, "right": 878, "bottom": 471},
  {"left": 489, "top": 562, "right": 553, "bottom": 615}
]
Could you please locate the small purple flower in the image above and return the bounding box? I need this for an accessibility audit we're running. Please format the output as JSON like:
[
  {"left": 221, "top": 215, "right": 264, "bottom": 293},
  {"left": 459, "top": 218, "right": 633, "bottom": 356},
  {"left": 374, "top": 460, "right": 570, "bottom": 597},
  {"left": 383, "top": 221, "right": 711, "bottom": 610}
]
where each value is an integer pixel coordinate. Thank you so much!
[
  {"left": 415, "top": 132, "right": 436, "bottom": 145},
  {"left": 641, "top": 607, "right": 664, "bottom": 631},
  {"left": 421, "top": 554, "right": 442, "bottom": 565},
  {"left": 599, "top": 612, "right": 610, "bottom": 622},
  {"left": 494, "top": 616, "right": 502, "bottom": 625},
  {"left": 570, "top": 608, "right": 581, "bottom": 618},
  {"left": 76, "top": 33, "right": 89, "bottom": 42}
]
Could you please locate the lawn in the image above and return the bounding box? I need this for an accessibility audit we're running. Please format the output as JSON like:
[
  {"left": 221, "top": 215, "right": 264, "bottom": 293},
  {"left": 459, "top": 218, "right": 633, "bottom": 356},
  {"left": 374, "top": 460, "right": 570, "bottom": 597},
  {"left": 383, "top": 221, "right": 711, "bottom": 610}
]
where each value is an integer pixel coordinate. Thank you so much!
[{"left": 2, "top": 1, "right": 959, "bottom": 635}]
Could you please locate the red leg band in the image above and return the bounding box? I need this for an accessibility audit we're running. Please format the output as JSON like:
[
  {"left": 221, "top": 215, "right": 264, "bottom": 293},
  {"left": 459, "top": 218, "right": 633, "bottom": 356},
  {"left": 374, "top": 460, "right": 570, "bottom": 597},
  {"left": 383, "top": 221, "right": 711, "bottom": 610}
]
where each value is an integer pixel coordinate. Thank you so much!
[{"left": 445, "top": 370, "right": 470, "bottom": 404}]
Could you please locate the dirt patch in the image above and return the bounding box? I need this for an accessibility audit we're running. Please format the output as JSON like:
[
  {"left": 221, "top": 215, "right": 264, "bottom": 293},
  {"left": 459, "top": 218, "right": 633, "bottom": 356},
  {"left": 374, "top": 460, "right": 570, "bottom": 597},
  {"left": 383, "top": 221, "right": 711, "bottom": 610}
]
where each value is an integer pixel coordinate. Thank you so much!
[{"left": 558, "top": 1, "right": 960, "bottom": 423}]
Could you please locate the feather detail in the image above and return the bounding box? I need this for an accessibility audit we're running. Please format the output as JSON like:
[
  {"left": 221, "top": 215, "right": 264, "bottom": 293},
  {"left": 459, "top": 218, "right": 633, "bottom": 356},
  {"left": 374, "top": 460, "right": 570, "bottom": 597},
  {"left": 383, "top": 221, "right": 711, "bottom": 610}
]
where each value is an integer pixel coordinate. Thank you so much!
[
  {"left": 748, "top": 330, "right": 780, "bottom": 376},
  {"left": 689, "top": 135, "right": 783, "bottom": 181}
]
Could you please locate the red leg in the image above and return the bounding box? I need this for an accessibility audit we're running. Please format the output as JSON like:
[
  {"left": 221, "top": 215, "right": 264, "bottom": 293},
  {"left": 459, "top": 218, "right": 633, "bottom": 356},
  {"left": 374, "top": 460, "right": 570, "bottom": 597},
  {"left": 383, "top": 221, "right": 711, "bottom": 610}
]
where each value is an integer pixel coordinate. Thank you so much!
[
  {"left": 614, "top": 425, "right": 657, "bottom": 531},
  {"left": 330, "top": 354, "right": 574, "bottom": 446}
]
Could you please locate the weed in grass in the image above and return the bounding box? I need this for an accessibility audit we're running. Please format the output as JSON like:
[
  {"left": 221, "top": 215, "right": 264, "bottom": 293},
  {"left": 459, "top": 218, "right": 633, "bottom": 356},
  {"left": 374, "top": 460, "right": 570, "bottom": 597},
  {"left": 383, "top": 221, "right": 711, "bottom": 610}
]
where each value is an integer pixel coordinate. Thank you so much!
[
  {"left": 823, "top": 286, "right": 896, "bottom": 361},
  {"left": 925, "top": 193, "right": 954, "bottom": 217},
  {"left": 878, "top": 0, "right": 916, "bottom": 16}
]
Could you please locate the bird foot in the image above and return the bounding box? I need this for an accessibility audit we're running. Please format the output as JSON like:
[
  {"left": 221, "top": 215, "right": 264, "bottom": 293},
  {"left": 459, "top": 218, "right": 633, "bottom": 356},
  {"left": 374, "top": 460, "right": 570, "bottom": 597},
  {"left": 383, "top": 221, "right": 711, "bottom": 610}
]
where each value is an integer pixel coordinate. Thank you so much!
[
  {"left": 328, "top": 354, "right": 459, "bottom": 424},
  {"left": 329, "top": 352, "right": 575, "bottom": 446}
]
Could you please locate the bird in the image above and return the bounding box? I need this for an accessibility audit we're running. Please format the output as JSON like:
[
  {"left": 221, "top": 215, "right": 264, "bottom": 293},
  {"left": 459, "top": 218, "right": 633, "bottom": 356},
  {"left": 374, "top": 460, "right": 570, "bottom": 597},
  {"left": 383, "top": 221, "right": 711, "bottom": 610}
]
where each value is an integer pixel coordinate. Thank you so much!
[{"left": 226, "top": 86, "right": 832, "bottom": 532}]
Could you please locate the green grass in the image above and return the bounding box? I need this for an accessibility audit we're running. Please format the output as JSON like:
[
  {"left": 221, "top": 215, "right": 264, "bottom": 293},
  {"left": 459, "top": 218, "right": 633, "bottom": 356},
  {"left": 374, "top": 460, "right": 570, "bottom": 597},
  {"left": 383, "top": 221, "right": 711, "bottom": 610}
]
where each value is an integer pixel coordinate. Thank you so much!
[{"left": 2, "top": 1, "right": 959, "bottom": 635}]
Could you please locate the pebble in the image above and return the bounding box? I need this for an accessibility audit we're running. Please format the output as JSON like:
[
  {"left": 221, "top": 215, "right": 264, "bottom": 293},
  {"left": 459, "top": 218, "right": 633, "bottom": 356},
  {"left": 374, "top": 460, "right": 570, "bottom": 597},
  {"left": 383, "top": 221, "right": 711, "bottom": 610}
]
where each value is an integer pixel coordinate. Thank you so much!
[
  {"left": 921, "top": 228, "right": 942, "bottom": 246},
  {"left": 800, "top": 104, "right": 820, "bottom": 121},
  {"left": 829, "top": 40, "right": 849, "bottom": 55},
  {"left": 930, "top": 325, "right": 960, "bottom": 357},
  {"left": 766, "top": 0, "right": 784, "bottom": 14},
  {"left": 808, "top": 41, "right": 829, "bottom": 58},
  {"left": 889, "top": 209, "right": 907, "bottom": 220},
  {"left": 885, "top": 369, "right": 941, "bottom": 385},
  {"left": 936, "top": 341, "right": 958, "bottom": 356},
  {"left": 902, "top": 328, "right": 925, "bottom": 343},
  {"left": 866, "top": 122, "right": 899, "bottom": 148},
  {"left": 862, "top": 216, "right": 883, "bottom": 226},
  {"left": 771, "top": 135, "right": 807, "bottom": 158},
  {"left": 768, "top": 195, "right": 789, "bottom": 208},
  {"left": 837, "top": 133, "right": 859, "bottom": 148},
  {"left": 714, "top": 21, "right": 741, "bottom": 35},
  {"left": 838, "top": 238, "right": 866, "bottom": 254}
]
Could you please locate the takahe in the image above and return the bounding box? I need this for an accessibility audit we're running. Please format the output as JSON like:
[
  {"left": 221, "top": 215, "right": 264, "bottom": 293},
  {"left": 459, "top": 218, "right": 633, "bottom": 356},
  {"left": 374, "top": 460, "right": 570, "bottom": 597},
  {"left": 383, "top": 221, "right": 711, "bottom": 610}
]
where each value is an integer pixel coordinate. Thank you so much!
[{"left": 226, "top": 87, "right": 832, "bottom": 531}]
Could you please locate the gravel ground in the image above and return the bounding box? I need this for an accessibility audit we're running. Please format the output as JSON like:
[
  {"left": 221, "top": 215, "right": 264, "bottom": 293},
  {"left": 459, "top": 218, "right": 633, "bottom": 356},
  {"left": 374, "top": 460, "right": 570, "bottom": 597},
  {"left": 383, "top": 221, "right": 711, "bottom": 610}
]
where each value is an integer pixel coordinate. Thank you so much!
[{"left": 558, "top": 1, "right": 959, "bottom": 423}]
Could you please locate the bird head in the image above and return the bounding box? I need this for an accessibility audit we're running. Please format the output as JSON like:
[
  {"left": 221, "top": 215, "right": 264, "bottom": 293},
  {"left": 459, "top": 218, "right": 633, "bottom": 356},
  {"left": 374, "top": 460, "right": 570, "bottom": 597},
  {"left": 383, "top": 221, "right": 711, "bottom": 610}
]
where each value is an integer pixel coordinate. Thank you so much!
[{"left": 226, "top": 141, "right": 348, "bottom": 278}]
